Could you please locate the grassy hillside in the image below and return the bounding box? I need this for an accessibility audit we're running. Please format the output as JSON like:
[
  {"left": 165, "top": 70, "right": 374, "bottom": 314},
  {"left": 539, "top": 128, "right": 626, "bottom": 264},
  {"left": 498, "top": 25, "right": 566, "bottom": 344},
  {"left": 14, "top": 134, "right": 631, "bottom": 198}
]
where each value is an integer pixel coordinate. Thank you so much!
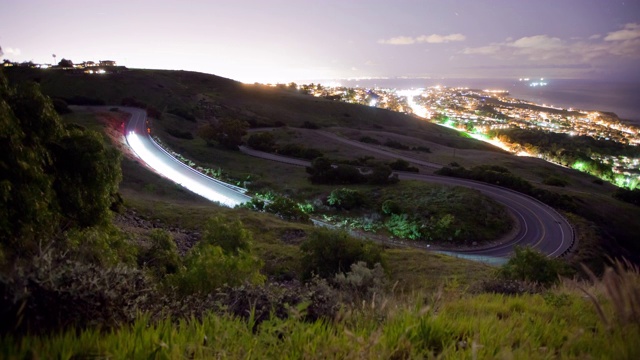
[
  {"left": 3, "top": 68, "right": 640, "bottom": 358},
  {"left": 6, "top": 67, "right": 640, "bottom": 263}
]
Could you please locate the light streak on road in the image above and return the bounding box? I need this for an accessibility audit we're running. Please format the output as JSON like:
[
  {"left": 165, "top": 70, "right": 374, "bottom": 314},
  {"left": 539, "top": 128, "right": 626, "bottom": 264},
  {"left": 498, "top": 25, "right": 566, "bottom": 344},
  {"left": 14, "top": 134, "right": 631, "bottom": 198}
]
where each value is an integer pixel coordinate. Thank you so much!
[
  {"left": 126, "top": 131, "right": 244, "bottom": 207},
  {"left": 396, "top": 89, "right": 430, "bottom": 118}
]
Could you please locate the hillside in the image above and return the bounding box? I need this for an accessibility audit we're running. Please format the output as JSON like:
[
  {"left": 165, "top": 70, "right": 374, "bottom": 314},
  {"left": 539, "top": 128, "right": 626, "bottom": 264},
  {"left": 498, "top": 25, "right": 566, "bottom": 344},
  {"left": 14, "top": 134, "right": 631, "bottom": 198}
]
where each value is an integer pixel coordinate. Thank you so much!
[
  {"left": 2, "top": 68, "right": 640, "bottom": 358},
  {"left": 5, "top": 67, "right": 640, "bottom": 265}
]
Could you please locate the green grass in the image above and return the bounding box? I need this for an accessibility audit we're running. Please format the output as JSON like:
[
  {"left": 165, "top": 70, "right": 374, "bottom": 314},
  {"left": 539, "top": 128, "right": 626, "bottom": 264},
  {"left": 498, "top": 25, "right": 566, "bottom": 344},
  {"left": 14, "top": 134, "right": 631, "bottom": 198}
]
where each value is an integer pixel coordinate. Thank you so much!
[{"left": 3, "top": 288, "right": 637, "bottom": 359}]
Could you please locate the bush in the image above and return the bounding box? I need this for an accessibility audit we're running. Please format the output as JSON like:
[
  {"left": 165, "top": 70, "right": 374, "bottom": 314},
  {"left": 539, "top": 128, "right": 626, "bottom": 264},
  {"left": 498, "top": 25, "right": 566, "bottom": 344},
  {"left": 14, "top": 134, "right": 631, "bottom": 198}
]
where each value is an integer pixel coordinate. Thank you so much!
[
  {"left": 333, "top": 262, "right": 387, "bottom": 303},
  {"left": 327, "top": 188, "right": 366, "bottom": 210},
  {"left": 388, "top": 159, "right": 419, "bottom": 173},
  {"left": 165, "top": 127, "right": 193, "bottom": 139},
  {"left": 247, "top": 132, "right": 276, "bottom": 152},
  {"left": 139, "top": 229, "right": 181, "bottom": 277},
  {"left": 384, "top": 139, "right": 409, "bottom": 150},
  {"left": 201, "top": 216, "right": 252, "bottom": 255},
  {"left": 167, "top": 107, "right": 196, "bottom": 121},
  {"left": 613, "top": 188, "right": 640, "bottom": 206},
  {"left": 264, "top": 196, "right": 310, "bottom": 222},
  {"left": 300, "top": 228, "right": 385, "bottom": 280},
  {"left": 500, "top": 246, "right": 572, "bottom": 286},
  {"left": 278, "top": 143, "right": 324, "bottom": 160},
  {"left": 171, "top": 244, "right": 265, "bottom": 295},
  {"left": 360, "top": 136, "right": 380, "bottom": 145},
  {"left": 52, "top": 98, "right": 71, "bottom": 114},
  {"left": 302, "top": 121, "right": 319, "bottom": 129},
  {"left": 170, "top": 217, "right": 264, "bottom": 295},
  {"left": 0, "top": 255, "right": 155, "bottom": 335}
]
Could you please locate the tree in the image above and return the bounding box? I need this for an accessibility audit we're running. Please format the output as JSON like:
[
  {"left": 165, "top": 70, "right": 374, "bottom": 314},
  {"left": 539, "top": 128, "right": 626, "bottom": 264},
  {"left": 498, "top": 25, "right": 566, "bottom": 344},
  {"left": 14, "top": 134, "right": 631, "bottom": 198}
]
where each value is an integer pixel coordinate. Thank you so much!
[
  {"left": 198, "top": 118, "right": 248, "bottom": 150},
  {"left": 50, "top": 129, "right": 122, "bottom": 227},
  {"left": 0, "top": 72, "right": 122, "bottom": 260},
  {"left": 58, "top": 58, "right": 73, "bottom": 68}
]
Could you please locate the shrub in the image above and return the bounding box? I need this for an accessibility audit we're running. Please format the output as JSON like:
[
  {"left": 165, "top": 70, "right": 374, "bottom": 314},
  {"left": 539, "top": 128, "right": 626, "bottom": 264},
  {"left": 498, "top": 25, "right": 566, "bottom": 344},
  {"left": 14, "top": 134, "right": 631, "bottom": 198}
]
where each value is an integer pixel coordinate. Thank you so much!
[
  {"left": 0, "top": 255, "right": 155, "bottom": 335},
  {"left": 382, "top": 200, "right": 402, "bottom": 215},
  {"left": 64, "top": 225, "right": 137, "bottom": 266},
  {"left": 139, "top": 229, "right": 181, "bottom": 277},
  {"left": 201, "top": 216, "right": 252, "bottom": 255},
  {"left": 500, "top": 246, "right": 572, "bottom": 286},
  {"left": 613, "top": 188, "right": 640, "bottom": 206},
  {"left": 165, "top": 127, "right": 193, "bottom": 139},
  {"left": 384, "top": 139, "right": 409, "bottom": 150},
  {"left": 300, "top": 228, "right": 384, "bottom": 280},
  {"left": 171, "top": 244, "right": 265, "bottom": 295},
  {"left": 302, "top": 121, "right": 319, "bottom": 129},
  {"left": 333, "top": 261, "right": 387, "bottom": 303},
  {"left": 167, "top": 107, "right": 196, "bottom": 121},
  {"left": 385, "top": 214, "right": 422, "bottom": 240},
  {"left": 247, "top": 132, "right": 276, "bottom": 152},
  {"left": 327, "top": 188, "right": 366, "bottom": 210},
  {"left": 388, "top": 159, "right": 419, "bottom": 173},
  {"left": 360, "top": 136, "right": 380, "bottom": 144},
  {"left": 264, "top": 196, "right": 310, "bottom": 222},
  {"left": 52, "top": 98, "right": 71, "bottom": 114}
]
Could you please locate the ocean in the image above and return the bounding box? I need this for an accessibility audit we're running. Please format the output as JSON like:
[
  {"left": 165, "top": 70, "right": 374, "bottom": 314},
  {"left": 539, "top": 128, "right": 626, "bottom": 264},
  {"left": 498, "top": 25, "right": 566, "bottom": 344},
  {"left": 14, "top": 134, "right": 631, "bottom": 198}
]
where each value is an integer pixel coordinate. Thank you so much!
[{"left": 319, "top": 78, "right": 640, "bottom": 125}]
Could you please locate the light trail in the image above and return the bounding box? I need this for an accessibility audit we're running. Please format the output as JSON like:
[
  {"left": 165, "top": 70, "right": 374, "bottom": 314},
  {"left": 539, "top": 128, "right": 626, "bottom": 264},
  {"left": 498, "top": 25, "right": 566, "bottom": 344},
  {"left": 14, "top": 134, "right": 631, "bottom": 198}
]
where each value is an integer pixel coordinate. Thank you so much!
[{"left": 126, "top": 131, "right": 245, "bottom": 207}]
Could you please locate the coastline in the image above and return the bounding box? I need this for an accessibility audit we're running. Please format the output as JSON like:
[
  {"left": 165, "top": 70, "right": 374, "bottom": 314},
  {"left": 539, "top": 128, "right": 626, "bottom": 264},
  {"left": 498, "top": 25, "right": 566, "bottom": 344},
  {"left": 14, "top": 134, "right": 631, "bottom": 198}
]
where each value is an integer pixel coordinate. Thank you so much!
[{"left": 316, "top": 77, "right": 640, "bottom": 125}]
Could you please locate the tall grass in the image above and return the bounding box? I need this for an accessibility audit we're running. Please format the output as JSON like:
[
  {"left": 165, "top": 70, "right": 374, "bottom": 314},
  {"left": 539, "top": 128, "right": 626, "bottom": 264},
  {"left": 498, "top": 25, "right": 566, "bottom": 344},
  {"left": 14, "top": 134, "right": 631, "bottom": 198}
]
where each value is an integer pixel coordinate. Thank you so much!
[{"left": 3, "top": 282, "right": 639, "bottom": 359}]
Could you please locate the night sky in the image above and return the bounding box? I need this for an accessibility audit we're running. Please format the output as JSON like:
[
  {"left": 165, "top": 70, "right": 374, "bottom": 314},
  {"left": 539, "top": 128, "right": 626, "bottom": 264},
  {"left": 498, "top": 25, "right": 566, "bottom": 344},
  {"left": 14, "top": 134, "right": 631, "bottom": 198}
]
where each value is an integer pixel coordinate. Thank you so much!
[{"left": 1, "top": 0, "right": 639, "bottom": 83}]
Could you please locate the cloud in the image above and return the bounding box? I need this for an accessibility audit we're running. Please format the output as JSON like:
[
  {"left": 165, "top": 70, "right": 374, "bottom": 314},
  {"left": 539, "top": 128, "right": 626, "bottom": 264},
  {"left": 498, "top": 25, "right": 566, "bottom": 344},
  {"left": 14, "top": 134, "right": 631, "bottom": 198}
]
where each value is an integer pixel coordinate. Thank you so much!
[
  {"left": 462, "top": 45, "right": 500, "bottom": 55},
  {"left": 459, "top": 23, "right": 640, "bottom": 71},
  {"left": 509, "top": 35, "right": 563, "bottom": 50},
  {"left": 604, "top": 23, "right": 640, "bottom": 41},
  {"left": 378, "top": 36, "right": 415, "bottom": 45},
  {"left": 378, "top": 33, "right": 465, "bottom": 45},
  {"left": 3, "top": 47, "right": 21, "bottom": 56},
  {"left": 0, "top": 46, "right": 3, "bottom": 57}
]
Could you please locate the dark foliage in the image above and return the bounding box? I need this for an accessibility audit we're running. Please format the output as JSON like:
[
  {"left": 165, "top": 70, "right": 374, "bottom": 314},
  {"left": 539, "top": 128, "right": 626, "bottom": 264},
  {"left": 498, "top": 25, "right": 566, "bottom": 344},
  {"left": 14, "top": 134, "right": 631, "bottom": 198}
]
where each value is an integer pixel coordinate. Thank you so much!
[
  {"left": 51, "top": 98, "right": 71, "bottom": 114},
  {"left": 300, "top": 228, "right": 385, "bottom": 280},
  {"left": 247, "top": 132, "right": 276, "bottom": 152},
  {"left": 0, "top": 257, "right": 155, "bottom": 335},
  {"left": 384, "top": 139, "right": 409, "bottom": 150},
  {"left": 301, "top": 121, "right": 319, "bottom": 129},
  {"left": 278, "top": 143, "right": 324, "bottom": 160},
  {"left": 499, "top": 246, "right": 573, "bottom": 286},
  {"left": 327, "top": 188, "right": 366, "bottom": 210},
  {"left": 63, "top": 95, "right": 106, "bottom": 106},
  {"left": 388, "top": 159, "right": 419, "bottom": 173},
  {"left": 167, "top": 107, "right": 196, "bottom": 121},
  {"left": 165, "top": 127, "right": 194, "bottom": 139},
  {"left": 0, "top": 73, "right": 121, "bottom": 259},
  {"left": 613, "top": 188, "right": 640, "bottom": 206},
  {"left": 198, "top": 119, "right": 248, "bottom": 150},
  {"left": 360, "top": 136, "right": 380, "bottom": 145}
]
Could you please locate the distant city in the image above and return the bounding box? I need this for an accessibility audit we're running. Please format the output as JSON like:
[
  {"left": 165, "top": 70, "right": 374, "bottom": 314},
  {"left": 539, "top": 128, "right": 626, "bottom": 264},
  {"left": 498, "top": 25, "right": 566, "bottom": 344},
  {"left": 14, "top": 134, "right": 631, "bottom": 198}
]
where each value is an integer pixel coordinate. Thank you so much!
[{"left": 294, "top": 82, "right": 640, "bottom": 188}]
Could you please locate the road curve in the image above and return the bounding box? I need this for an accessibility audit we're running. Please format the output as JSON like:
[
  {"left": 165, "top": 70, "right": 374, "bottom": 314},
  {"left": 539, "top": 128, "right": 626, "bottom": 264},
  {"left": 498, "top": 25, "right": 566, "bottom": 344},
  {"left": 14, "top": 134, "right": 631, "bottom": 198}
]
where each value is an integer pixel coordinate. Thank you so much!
[
  {"left": 121, "top": 107, "right": 251, "bottom": 207},
  {"left": 239, "top": 131, "right": 574, "bottom": 259},
  {"left": 117, "top": 107, "right": 573, "bottom": 260}
]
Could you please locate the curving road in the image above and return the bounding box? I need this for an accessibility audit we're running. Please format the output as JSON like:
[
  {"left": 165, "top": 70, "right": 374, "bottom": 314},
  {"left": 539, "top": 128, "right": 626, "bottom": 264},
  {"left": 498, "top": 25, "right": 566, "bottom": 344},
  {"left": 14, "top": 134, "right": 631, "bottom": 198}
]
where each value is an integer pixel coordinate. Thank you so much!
[
  {"left": 122, "top": 107, "right": 251, "bottom": 207},
  {"left": 239, "top": 130, "right": 574, "bottom": 259},
  {"left": 119, "top": 107, "right": 573, "bottom": 260}
]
